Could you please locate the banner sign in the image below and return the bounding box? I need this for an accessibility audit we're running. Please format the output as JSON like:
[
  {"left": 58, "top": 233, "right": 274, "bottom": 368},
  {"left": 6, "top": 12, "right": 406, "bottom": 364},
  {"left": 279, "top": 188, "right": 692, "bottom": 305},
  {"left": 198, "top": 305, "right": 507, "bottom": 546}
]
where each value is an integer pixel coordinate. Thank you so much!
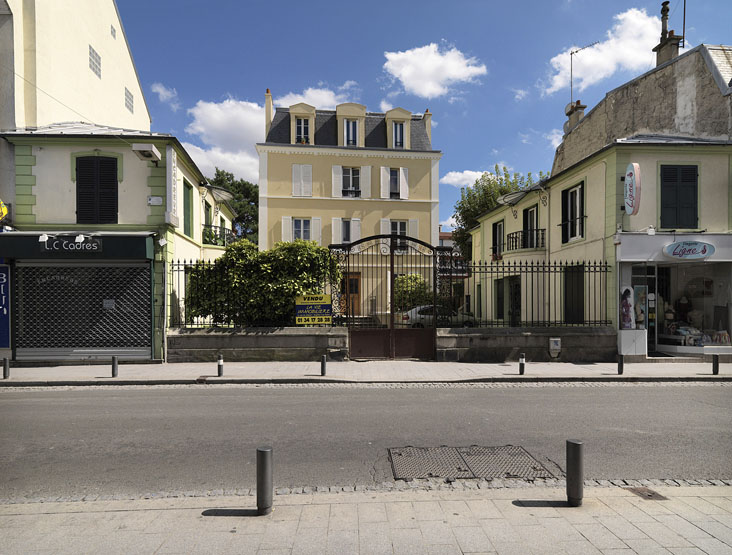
[
  {"left": 663, "top": 241, "right": 715, "bottom": 260},
  {"left": 295, "top": 294, "right": 332, "bottom": 325},
  {"left": 624, "top": 163, "right": 641, "bottom": 215},
  {"left": 40, "top": 236, "right": 103, "bottom": 253},
  {"left": 0, "top": 265, "right": 10, "bottom": 349}
]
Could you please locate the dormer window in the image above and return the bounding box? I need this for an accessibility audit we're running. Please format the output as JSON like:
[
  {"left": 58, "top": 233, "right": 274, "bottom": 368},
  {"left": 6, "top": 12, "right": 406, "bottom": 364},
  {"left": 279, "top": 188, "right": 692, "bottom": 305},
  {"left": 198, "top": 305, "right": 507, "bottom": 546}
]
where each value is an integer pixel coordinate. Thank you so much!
[
  {"left": 296, "top": 118, "right": 309, "bottom": 144},
  {"left": 393, "top": 122, "right": 404, "bottom": 148},
  {"left": 345, "top": 119, "right": 357, "bottom": 146}
]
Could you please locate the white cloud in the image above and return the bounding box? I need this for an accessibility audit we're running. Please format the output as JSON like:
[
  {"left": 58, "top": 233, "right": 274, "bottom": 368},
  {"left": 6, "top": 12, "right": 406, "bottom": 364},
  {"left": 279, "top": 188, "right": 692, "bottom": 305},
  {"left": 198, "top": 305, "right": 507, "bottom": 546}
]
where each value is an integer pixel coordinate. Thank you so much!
[
  {"left": 512, "top": 88, "right": 528, "bottom": 101},
  {"left": 379, "top": 100, "right": 393, "bottom": 112},
  {"left": 518, "top": 132, "right": 531, "bottom": 144},
  {"left": 274, "top": 82, "right": 358, "bottom": 109},
  {"left": 545, "top": 129, "right": 564, "bottom": 149},
  {"left": 440, "top": 216, "right": 457, "bottom": 229},
  {"left": 182, "top": 142, "right": 259, "bottom": 184},
  {"left": 151, "top": 82, "right": 181, "bottom": 112},
  {"left": 383, "top": 43, "right": 487, "bottom": 99},
  {"left": 439, "top": 170, "right": 487, "bottom": 188},
  {"left": 543, "top": 8, "right": 658, "bottom": 95}
]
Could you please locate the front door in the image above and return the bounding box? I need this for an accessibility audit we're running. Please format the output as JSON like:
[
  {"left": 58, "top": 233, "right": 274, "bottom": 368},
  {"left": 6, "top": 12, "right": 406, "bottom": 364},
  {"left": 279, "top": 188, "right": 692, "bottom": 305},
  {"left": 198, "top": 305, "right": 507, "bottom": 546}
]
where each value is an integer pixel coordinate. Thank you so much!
[{"left": 341, "top": 273, "right": 361, "bottom": 316}]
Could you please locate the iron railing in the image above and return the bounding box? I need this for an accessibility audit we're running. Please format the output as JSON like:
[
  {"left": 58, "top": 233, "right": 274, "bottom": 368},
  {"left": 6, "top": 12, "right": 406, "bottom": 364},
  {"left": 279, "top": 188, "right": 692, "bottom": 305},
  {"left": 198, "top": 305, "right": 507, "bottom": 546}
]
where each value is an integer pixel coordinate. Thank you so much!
[
  {"left": 506, "top": 229, "right": 546, "bottom": 251},
  {"left": 202, "top": 225, "right": 237, "bottom": 247}
]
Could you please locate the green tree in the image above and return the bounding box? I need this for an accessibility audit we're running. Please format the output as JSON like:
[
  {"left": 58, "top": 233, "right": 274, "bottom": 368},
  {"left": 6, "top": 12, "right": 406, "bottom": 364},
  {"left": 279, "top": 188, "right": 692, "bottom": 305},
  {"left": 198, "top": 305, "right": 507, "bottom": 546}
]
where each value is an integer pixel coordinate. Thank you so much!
[
  {"left": 451, "top": 165, "right": 549, "bottom": 259},
  {"left": 207, "top": 168, "right": 258, "bottom": 243},
  {"left": 393, "top": 274, "right": 432, "bottom": 311}
]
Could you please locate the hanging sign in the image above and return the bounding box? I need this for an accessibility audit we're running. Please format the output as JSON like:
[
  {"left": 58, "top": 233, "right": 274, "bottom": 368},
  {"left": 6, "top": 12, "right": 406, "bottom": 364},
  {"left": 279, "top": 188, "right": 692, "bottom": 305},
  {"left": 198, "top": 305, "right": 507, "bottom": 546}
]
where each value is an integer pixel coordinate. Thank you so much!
[
  {"left": 0, "top": 265, "right": 9, "bottom": 349},
  {"left": 295, "top": 294, "right": 332, "bottom": 325},
  {"left": 663, "top": 241, "right": 715, "bottom": 260},
  {"left": 624, "top": 163, "right": 641, "bottom": 215}
]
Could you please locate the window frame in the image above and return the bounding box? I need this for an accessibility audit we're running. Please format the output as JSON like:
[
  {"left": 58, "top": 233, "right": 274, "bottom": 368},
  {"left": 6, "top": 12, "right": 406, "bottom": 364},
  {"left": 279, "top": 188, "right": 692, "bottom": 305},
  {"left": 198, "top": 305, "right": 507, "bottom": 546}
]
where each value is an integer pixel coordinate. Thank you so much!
[
  {"left": 389, "top": 168, "right": 400, "bottom": 199},
  {"left": 342, "top": 167, "right": 361, "bottom": 197},
  {"left": 342, "top": 219, "right": 351, "bottom": 243},
  {"left": 492, "top": 220, "right": 504, "bottom": 256},
  {"left": 561, "top": 182, "right": 585, "bottom": 244},
  {"left": 345, "top": 119, "right": 357, "bottom": 146},
  {"left": 295, "top": 118, "right": 309, "bottom": 144},
  {"left": 393, "top": 121, "right": 404, "bottom": 148},
  {"left": 293, "top": 218, "right": 311, "bottom": 241}
]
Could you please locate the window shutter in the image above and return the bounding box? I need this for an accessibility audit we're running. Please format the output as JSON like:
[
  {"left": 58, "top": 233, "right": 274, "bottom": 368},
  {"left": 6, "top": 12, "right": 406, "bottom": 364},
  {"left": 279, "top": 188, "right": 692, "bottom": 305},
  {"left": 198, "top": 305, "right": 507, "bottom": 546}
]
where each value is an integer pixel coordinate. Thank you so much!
[
  {"left": 380, "top": 167, "right": 389, "bottom": 198},
  {"left": 76, "top": 156, "right": 97, "bottom": 224},
  {"left": 408, "top": 218, "right": 418, "bottom": 239},
  {"left": 332, "top": 217, "right": 342, "bottom": 244},
  {"left": 282, "top": 216, "right": 292, "bottom": 242},
  {"left": 678, "top": 166, "right": 698, "bottom": 229},
  {"left": 399, "top": 167, "right": 409, "bottom": 199},
  {"left": 343, "top": 120, "right": 348, "bottom": 146},
  {"left": 301, "top": 164, "right": 312, "bottom": 197},
  {"left": 352, "top": 218, "right": 361, "bottom": 242},
  {"left": 97, "top": 157, "right": 118, "bottom": 224},
  {"left": 660, "top": 165, "right": 678, "bottom": 228},
  {"left": 360, "top": 166, "right": 371, "bottom": 198},
  {"left": 311, "top": 217, "right": 321, "bottom": 245},
  {"left": 292, "top": 164, "right": 302, "bottom": 196},
  {"left": 522, "top": 208, "right": 530, "bottom": 231},
  {"left": 332, "top": 165, "right": 342, "bottom": 198},
  {"left": 561, "top": 188, "right": 569, "bottom": 243},
  {"left": 380, "top": 218, "right": 390, "bottom": 235},
  {"left": 578, "top": 182, "right": 584, "bottom": 237}
]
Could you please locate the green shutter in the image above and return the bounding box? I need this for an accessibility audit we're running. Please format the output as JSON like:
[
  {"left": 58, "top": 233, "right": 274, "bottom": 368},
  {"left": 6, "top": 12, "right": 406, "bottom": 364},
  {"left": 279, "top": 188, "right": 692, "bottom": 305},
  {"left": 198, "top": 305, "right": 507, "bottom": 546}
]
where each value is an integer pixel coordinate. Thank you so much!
[
  {"left": 661, "top": 165, "right": 698, "bottom": 229},
  {"left": 183, "top": 182, "right": 193, "bottom": 237}
]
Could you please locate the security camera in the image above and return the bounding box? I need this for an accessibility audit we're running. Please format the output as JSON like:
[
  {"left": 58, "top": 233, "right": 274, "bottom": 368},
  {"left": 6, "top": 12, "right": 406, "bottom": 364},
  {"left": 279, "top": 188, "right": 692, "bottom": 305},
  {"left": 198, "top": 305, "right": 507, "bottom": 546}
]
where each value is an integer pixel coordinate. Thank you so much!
[{"left": 132, "top": 143, "right": 161, "bottom": 162}]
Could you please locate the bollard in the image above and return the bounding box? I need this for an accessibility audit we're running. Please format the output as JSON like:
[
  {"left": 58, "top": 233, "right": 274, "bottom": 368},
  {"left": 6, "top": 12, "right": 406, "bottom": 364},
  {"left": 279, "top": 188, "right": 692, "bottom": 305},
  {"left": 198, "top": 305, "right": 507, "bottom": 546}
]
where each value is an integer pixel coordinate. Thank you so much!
[
  {"left": 617, "top": 354, "right": 624, "bottom": 375},
  {"left": 111, "top": 356, "right": 118, "bottom": 378},
  {"left": 712, "top": 354, "right": 719, "bottom": 375},
  {"left": 257, "top": 446, "right": 273, "bottom": 515},
  {"left": 218, "top": 354, "right": 224, "bottom": 377},
  {"left": 519, "top": 353, "right": 525, "bottom": 375},
  {"left": 566, "top": 440, "right": 584, "bottom": 507},
  {"left": 321, "top": 354, "right": 326, "bottom": 376},
  {"left": 3, "top": 358, "right": 9, "bottom": 380}
]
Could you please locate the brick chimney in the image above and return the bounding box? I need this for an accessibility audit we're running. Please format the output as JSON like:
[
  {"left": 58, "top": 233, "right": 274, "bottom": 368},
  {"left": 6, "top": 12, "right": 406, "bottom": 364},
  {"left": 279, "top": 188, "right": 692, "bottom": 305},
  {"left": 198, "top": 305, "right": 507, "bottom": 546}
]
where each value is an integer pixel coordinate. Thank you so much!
[
  {"left": 265, "top": 88, "right": 273, "bottom": 138},
  {"left": 652, "top": 1, "right": 683, "bottom": 66},
  {"left": 565, "top": 100, "right": 587, "bottom": 132},
  {"left": 422, "top": 108, "right": 432, "bottom": 143}
]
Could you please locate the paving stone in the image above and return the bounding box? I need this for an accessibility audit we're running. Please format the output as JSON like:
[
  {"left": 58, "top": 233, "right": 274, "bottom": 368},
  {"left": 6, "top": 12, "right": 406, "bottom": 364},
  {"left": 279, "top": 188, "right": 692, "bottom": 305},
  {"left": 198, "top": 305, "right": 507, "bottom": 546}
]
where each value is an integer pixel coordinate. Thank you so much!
[
  {"left": 358, "top": 502, "right": 388, "bottom": 523},
  {"left": 391, "top": 527, "right": 426, "bottom": 554},
  {"left": 633, "top": 521, "right": 694, "bottom": 548},
  {"left": 291, "top": 526, "right": 328, "bottom": 555},
  {"left": 326, "top": 529, "right": 358, "bottom": 555},
  {"left": 596, "top": 515, "right": 650, "bottom": 540},
  {"left": 573, "top": 523, "right": 627, "bottom": 549}
]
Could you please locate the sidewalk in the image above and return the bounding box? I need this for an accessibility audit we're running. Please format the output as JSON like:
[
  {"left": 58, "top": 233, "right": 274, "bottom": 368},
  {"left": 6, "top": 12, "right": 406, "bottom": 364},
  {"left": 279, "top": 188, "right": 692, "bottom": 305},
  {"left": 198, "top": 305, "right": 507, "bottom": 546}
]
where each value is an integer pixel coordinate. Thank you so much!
[
  {"left": 0, "top": 359, "right": 730, "bottom": 387},
  {"left": 2, "top": 486, "right": 731, "bottom": 554}
]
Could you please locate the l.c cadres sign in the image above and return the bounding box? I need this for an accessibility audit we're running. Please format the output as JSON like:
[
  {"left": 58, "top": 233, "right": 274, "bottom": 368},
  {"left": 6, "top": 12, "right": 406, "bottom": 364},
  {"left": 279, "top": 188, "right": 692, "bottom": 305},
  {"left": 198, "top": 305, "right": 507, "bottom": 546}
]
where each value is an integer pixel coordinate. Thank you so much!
[
  {"left": 663, "top": 241, "right": 715, "bottom": 260},
  {"left": 41, "top": 236, "right": 103, "bottom": 253},
  {"left": 624, "top": 163, "right": 641, "bottom": 216}
]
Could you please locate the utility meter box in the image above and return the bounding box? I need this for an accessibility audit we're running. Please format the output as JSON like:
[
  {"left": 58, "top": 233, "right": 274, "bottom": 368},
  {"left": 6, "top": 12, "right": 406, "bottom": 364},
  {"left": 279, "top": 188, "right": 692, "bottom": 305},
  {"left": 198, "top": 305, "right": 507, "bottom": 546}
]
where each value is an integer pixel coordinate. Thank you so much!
[{"left": 549, "top": 337, "right": 561, "bottom": 358}]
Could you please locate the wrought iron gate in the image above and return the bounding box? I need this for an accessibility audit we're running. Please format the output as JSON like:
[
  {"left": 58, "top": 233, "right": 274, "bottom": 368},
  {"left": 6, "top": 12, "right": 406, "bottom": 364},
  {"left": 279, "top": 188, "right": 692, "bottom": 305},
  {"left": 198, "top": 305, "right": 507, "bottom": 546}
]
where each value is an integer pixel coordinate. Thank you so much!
[{"left": 330, "top": 235, "right": 451, "bottom": 360}]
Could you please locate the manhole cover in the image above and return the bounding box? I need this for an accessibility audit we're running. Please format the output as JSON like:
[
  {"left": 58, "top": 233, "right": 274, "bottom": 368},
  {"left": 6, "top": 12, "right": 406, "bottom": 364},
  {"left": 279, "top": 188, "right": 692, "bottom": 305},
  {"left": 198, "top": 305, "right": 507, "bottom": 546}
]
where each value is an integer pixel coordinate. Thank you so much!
[
  {"left": 625, "top": 487, "right": 668, "bottom": 501},
  {"left": 388, "top": 445, "right": 556, "bottom": 480}
]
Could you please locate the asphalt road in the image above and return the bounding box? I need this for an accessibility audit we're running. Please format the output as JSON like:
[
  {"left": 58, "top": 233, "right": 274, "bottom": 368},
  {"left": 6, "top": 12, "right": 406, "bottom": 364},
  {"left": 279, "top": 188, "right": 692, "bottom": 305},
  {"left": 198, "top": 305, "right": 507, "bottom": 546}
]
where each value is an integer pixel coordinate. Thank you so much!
[{"left": 1, "top": 384, "right": 730, "bottom": 499}]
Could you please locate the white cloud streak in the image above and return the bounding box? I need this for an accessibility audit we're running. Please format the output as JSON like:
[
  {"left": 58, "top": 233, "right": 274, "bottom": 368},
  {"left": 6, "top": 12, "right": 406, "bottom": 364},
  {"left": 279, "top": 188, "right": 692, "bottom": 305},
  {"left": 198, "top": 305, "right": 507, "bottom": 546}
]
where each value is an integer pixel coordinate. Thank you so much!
[
  {"left": 439, "top": 170, "right": 487, "bottom": 188},
  {"left": 151, "top": 82, "right": 181, "bottom": 112},
  {"left": 440, "top": 216, "right": 457, "bottom": 229},
  {"left": 512, "top": 88, "right": 528, "bottom": 101},
  {"left": 274, "top": 81, "right": 358, "bottom": 109},
  {"left": 545, "top": 129, "right": 564, "bottom": 149}
]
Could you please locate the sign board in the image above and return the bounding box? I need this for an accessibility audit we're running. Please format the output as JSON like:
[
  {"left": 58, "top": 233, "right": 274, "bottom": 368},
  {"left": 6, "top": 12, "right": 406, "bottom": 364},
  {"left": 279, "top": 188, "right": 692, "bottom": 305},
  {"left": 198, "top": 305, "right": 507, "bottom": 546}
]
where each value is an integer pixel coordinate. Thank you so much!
[
  {"left": 624, "top": 163, "right": 641, "bottom": 216},
  {"left": 40, "top": 236, "right": 103, "bottom": 253},
  {"left": 0, "top": 199, "right": 8, "bottom": 223},
  {"left": 295, "top": 294, "right": 332, "bottom": 325},
  {"left": 0, "top": 265, "right": 9, "bottom": 349},
  {"left": 663, "top": 241, "right": 715, "bottom": 260}
]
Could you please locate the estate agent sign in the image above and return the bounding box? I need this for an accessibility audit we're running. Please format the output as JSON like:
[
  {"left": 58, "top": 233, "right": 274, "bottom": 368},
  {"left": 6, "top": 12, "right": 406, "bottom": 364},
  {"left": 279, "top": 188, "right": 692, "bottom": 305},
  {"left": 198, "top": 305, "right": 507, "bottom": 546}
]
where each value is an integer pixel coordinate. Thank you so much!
[
  {"left": 624, "top": 163, "right": 641, "bottom": 216},
  {"left": 663, "top": 241, "right": 715, "bottom": 260},
  {"left": 295, "top": 294, "right": 332, "bottom": 325}
]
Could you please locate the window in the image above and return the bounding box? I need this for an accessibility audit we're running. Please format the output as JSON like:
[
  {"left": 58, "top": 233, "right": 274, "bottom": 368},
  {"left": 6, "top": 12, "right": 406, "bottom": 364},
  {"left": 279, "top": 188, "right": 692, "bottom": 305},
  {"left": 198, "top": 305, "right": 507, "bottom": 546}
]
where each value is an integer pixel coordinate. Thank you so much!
[
  {"left": 522, "top": 205, "right": 537, "bottom": 248},
  {"left": 561, "top": 182, "right": 584, "bottom": 243},
  {"left": 204, "top": 201, "right": 212, "bottom": 226},
  {"left": 342, "top": 219, "right": 351, "bottom": 243},
  {"left": 220, "top": 216, "right": 226, "bottom": 230},
  {"left": 393, "top": 122, "right": 404, "bottom": 148},
  {"left": 76, "top": 156, "right": 118, "bottom": 224},
  {"left": 492, "top": 221, "right": 504, "bottom": 257},
  {"left": 342, "top": 167, "right": 360, "bottom": 197},
  {"left": 110, "top": 25, "right": 116, "bottom": 39},
  {"left": 296, "top": 118, "right": 309, "bottom": 144},
  {"left": 124, "top": 87, "right": 134, "bottom": 113},
  {"left": 183, "top": 181, "right": 193, "bottom": 237},
  {"left": 660, "top": 165, "right": 698, "bottom": 229},
  {"left": 391, "top": 220, "right": 407, "bottom": 248},
  {"left": 345, "top": 119, "right": 357, "bottom": 146},
  {"left": 390, "top": 169, "right": 400, "bottom": 199},
  {"left": 293, "top": 218, "right": 311, "bottom": 240},
  {"left": 89, "top": 45, "right": 101, "bottom": 78},
  {"left": 495, "top": 279, "right": 505, "bottom": 320}
]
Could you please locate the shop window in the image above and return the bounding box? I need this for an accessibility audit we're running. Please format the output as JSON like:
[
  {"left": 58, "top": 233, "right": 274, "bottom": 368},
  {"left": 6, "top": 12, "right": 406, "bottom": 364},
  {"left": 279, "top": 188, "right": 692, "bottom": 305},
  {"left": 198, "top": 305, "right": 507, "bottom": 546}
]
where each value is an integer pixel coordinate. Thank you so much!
[
  {"left": 76, "top": 156, "right": 118, "bottom": 224},
  {"left": 660, "top": 165, "right": 698, "bottom": 229},
  {"left": 561, "top": 182, "right": 584, "bottom": 243}
]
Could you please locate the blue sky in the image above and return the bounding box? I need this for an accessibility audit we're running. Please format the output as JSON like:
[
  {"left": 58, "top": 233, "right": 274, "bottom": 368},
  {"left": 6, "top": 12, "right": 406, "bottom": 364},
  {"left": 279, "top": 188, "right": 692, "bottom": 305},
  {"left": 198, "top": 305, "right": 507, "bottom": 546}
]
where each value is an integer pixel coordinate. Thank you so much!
[{"left": 117, "top": 0, "right": 731, "bottom": 229}]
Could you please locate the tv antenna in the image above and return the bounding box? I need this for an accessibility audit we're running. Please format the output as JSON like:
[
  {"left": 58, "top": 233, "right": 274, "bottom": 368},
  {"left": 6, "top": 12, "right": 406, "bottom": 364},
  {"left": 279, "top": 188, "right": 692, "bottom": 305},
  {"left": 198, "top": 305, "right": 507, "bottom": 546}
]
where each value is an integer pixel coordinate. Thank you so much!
[{"left": 570, "top": 41, "right": 599, "bottom": 104}]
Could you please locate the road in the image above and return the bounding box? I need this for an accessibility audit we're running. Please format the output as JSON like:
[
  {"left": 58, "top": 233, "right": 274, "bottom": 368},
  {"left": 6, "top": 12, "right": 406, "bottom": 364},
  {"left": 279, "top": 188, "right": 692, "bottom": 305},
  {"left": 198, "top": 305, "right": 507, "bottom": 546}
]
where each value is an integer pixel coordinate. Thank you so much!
[{"left": 1, "top": 384, "right": 730, "bottom": 499}]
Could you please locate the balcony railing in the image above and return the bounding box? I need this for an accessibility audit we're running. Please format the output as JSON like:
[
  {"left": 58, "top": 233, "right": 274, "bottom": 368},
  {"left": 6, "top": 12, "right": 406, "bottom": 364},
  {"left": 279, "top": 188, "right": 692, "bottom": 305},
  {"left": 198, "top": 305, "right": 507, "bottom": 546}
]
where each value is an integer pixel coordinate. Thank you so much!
[
  {"left": 506, "top": 229, "right": 546, "bottom": 252},
  {"left": 202, "top": 224, "right": 237, "bottom": 247}
]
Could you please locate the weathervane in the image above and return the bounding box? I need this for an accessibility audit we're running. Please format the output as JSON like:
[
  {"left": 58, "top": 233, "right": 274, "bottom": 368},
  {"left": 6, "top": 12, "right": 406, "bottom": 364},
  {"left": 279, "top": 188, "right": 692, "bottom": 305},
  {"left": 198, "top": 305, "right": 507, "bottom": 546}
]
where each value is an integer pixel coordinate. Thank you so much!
[{"left": 570, "top": 41, "right": 599, "bottom": 104}]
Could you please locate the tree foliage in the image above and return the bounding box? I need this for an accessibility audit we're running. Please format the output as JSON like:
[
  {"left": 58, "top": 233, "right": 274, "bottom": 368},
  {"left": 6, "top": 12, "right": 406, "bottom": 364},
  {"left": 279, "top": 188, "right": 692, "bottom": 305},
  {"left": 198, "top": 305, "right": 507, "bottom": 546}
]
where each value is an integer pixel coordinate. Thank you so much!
[
  {"left": 207, "top": 168, "right": 258, "bottom": 243},
  {"left": 186, "top": 239, "right": 340, "bottom": 326},
  {"left": 451, "top": 165, "right": 549, "bottom": 259},
  {"left": 393, "top": 274, "right": 432, "bottom": 311}
]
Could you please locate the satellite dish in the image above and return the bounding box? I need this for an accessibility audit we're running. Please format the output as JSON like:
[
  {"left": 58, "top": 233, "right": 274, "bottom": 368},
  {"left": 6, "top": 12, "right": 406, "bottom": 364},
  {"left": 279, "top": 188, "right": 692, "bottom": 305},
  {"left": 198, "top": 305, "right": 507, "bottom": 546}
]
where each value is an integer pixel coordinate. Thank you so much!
[
  {"left": 563, "top": 121, "right": 570, "bottom": 134},
  {"left": 564, "top": 102, "right": 574, "bottom": 116},
  {"left": 497, "top": 191, "right": 527, "bottom": 206}
]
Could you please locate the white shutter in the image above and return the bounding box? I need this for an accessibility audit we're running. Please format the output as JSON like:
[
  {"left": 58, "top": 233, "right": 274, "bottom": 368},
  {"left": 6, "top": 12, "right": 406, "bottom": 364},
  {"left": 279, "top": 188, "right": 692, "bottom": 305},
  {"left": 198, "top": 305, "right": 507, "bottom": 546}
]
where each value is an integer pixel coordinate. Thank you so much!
[
  {"left": 332, "top": 165, "right": 342, "bottom": 198},
  {"left": 380, "top": 167, "right": 389, "bottom": 198},
  {"left": 282, "top": 216, "right": 292, "bottom": 242},
  {"left": 302, "top": 164, "right": 312, "bottom": 197},
  {"left": 332, "top": 217, "right": 342, "bottom": 244},
  {"left": 292, "top": 164, "right": 302, "bottom": 196},
  {"left": 311, "top": 217, "right": 321, "bottom": 245},
  {"left": 352, "top": 218, "right": 361, "bottom": 242},
  {"left": 400, "top": 167, "right": 409, "bottom": 199},
  {"left": 361, "top": 165, "right": 371, "bottom": 199},
  {"left": 408, "top": 218, "right": 419, "bottom": 239},
  {"left": 343, "top": 119, "right": 348, "bottom": 146},
  {"left": 380, "top": 218, "right": 390, "bottom": 235}
]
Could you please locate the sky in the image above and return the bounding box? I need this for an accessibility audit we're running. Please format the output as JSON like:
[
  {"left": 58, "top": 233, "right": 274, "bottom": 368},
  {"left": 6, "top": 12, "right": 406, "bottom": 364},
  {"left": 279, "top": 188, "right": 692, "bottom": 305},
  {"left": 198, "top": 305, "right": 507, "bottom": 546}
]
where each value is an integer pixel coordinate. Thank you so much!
[{"left": 117, "top": 0, "right": 731, "bottom": 230}]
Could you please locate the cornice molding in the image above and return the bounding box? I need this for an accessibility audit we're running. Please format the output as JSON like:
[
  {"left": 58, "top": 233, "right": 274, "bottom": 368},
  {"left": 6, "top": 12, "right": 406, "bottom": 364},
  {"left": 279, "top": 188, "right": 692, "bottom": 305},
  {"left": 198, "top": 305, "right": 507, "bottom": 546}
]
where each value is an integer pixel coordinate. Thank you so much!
[{"left": 256, "top": 144, "right": 442, "bottom": 160}]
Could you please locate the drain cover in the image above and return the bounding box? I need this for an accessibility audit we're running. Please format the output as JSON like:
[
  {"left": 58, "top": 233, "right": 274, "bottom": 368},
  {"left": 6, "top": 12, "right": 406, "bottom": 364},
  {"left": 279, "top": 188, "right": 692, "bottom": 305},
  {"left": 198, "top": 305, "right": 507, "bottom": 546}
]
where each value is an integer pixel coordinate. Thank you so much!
[
  {"left": 389, "top": 445, "right": 555, "bottom": 480},
  {"left": 625, "top": 487, "right": 668, "bottom": 501}
]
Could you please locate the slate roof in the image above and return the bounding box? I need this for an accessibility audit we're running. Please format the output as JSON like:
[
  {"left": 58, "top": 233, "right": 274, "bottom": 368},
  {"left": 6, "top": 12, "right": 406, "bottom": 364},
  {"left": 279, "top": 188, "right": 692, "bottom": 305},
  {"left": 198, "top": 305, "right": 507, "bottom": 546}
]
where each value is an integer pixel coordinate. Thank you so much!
[{"left": 264, "top": 108, "right": 435, "bottom": 151}]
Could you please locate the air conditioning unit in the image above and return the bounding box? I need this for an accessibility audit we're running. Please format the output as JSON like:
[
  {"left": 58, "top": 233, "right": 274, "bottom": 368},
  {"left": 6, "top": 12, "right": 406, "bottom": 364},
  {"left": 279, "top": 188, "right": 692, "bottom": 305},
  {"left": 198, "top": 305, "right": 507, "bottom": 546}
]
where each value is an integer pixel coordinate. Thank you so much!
[{"left": 131, "top": 143, "right": 161, "bottom": 162}]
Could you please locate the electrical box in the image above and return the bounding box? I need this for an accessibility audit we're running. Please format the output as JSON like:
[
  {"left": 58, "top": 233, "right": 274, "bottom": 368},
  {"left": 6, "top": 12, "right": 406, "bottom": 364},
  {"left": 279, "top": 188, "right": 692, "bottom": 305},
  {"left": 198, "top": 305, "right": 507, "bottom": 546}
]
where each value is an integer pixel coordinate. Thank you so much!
[{"left": 549, "top": 337, "right": 561, "bottom": 358}]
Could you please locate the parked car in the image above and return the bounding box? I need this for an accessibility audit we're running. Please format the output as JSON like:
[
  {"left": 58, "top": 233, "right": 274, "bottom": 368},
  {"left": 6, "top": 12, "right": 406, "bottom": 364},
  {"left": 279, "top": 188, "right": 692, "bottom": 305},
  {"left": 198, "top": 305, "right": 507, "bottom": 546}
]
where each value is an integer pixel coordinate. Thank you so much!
[{"left": 401, "top": 304, "right": 477, "bottom": 328}]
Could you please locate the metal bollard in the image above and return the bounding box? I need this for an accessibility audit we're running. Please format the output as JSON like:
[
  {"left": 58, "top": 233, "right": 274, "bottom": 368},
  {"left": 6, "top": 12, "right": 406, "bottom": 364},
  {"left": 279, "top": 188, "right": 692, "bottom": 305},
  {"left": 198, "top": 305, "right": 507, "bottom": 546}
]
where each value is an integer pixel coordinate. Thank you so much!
[
  {"left": 218, "top": 354, "right": 224, "bottom": 377},
  {"left": 566, "top": 440, "right": 584, "bottom": 507},
  {"left": 112, "top": 356, "right": 118, "bottom": 378},
  {"left": 3, "top": 358, "right": 9, "bottom": 380},
  {"left": 519, "top": 353, "right": 525, "bottom": 375},
  {"left": 617, "top": 354, "right": 624, "bottom": 375},
  {"left": 257, "top": 446, "right": 273, "bottom": 515},
  {"left": 712, "top": 354, "right": 719, "bottom": 375},
  {"left": 321, "top": 354, "right": 326, "bottom": 376}
]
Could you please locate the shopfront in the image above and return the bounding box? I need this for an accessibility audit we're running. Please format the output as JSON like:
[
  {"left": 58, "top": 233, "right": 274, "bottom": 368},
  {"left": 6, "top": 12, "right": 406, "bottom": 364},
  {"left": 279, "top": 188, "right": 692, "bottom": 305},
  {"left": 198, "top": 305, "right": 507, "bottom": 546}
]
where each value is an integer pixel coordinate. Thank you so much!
[
  {"left": 0, "top": 232, "right": 155, "bottom": 360},
  {"left": 617, "top": 233, "right": 732, "bottom": 356}
]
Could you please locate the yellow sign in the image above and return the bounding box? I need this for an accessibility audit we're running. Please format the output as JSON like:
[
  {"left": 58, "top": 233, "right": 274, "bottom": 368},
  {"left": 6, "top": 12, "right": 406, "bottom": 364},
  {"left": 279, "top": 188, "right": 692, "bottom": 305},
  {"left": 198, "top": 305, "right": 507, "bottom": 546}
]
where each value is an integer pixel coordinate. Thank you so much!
[
  {"left": 295, "top": 294, "right": 332, "bottom": 325},
  {"left": 295, "top": 294, "right": 331, "bottom": 305},
  {"left": 0, "top": 199, "right": 8, "bottom": 223}
]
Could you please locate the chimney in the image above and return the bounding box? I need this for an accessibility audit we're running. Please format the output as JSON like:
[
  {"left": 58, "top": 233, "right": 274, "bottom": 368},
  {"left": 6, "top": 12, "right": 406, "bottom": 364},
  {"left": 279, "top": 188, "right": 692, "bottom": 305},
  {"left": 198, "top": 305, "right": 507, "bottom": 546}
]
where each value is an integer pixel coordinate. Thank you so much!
[
  {"left": 422, "top": 108, "right": 432, "bottom": 144},
  {"left": 265, "top": 88, "right": 273, "bottom": 138},
  {"left": 652, "top": 1, "right": 683, "bottom": 66},
  {"left": 565, "top": 100, "right": 587, "bottom": 132}
]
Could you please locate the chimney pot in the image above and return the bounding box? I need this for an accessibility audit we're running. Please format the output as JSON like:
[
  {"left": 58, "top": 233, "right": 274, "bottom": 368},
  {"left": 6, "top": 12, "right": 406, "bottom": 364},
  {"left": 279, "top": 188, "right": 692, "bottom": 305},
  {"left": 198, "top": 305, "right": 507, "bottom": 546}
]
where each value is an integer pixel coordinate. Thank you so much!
[{"left": 266, "top": 88, "right": 270, "bottom": 94}]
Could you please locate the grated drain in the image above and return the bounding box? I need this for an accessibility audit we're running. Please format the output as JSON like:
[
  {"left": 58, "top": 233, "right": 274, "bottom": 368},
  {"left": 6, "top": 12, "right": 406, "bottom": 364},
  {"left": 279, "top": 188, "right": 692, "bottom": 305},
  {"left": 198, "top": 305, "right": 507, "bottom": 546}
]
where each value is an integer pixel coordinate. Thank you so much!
[{"left": 389, "top": 445, "right": 556, "bottom": 481}]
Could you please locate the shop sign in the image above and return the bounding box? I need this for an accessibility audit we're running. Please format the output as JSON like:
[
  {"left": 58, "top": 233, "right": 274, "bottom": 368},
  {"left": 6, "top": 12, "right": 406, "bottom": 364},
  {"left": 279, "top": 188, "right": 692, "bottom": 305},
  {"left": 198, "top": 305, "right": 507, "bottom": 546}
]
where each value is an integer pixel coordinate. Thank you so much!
[
  {"left": 295, "top": 294, "right": 332, "bottom": 325},
  {"left": 624, "top": 163, "right": 641, "bottom": 216},
  {"left": 40, "top": 236, "right": 103, "bottom": 253},
  {"left": 663, "top": 241, "right": 715, "bottom": 260},
  {"left": 0, "top": 265, "right": 9, "bottom": 349}
]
